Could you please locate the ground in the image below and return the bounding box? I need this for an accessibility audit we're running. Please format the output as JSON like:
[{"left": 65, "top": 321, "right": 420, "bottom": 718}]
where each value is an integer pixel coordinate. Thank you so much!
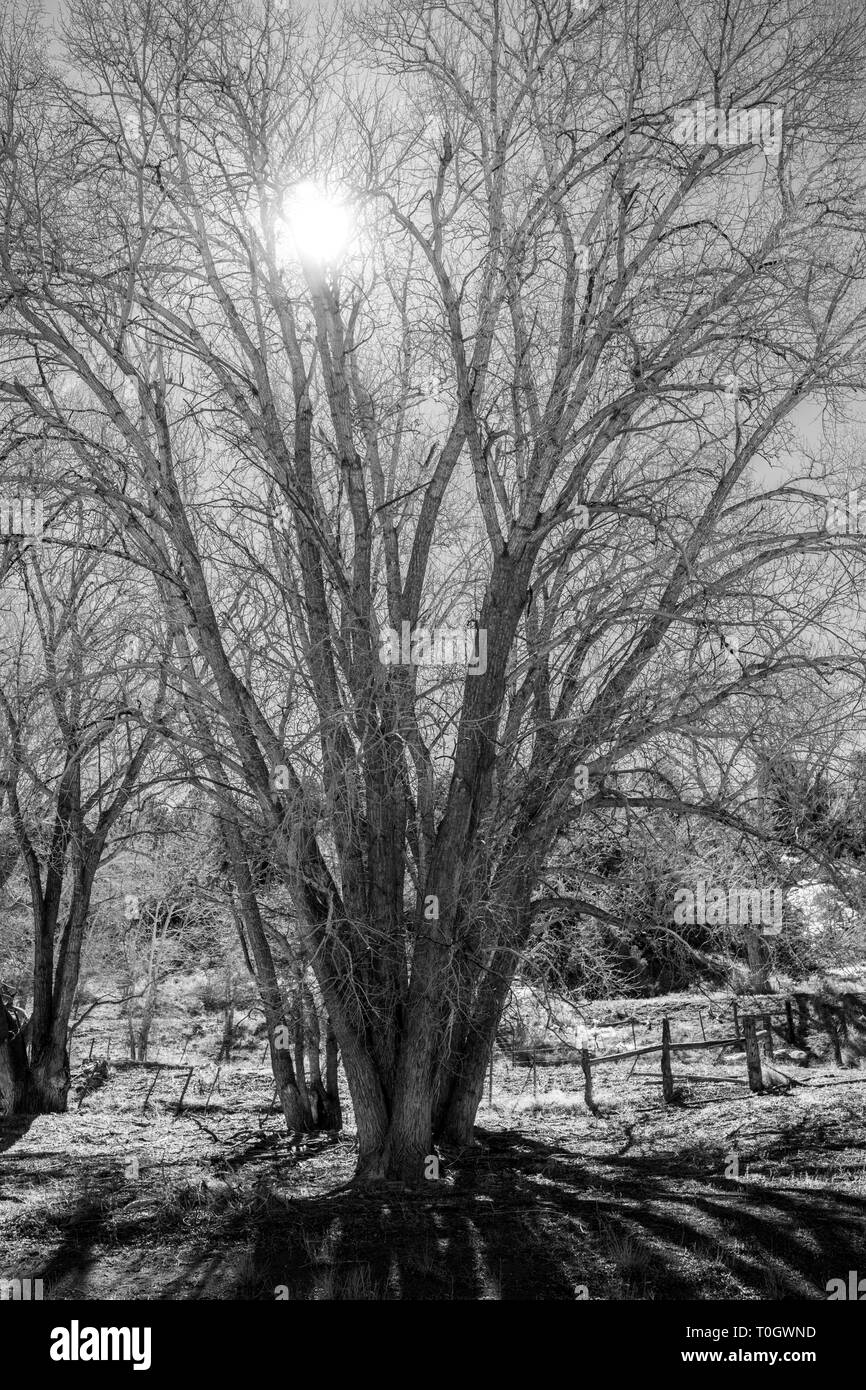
[{"left": 1, "top": 982, "right": 865, "bottom": 1299}]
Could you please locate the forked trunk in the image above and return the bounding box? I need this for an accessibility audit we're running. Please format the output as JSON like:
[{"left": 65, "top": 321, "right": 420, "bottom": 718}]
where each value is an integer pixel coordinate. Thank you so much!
[
  {"left": 19, "top": 884, "right": 92, "bottom": 1115},
  {"left": 273, "top": 1057, "right": 311, "bottom": 1132},
  {"left": 22, "top": 1038, "right": 70, "bottom": 1114},
  {"left": 302, "top": 985, "right": 342, "bottom": 1131}
]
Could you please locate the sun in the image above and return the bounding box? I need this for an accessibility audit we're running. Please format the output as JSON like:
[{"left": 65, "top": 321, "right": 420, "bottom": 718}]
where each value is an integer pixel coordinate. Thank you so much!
[{"left": 280, "top": 182, "right": 351, "bottom": 267}]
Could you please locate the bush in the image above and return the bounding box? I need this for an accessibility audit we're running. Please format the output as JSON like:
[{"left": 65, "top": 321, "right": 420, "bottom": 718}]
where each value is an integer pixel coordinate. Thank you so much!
[{"left": 193, "top": 977, "right": 227, "bottom": 1013}]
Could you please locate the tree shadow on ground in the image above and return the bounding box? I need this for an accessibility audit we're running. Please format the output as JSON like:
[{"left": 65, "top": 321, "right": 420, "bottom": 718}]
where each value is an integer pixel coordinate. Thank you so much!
[
  {"left": 12, "top": 1122, "right": 866, "bottom": 1300},
  {"left": 215, "top": 1126, "right": 866, "bottom": 1300},
  {"left": 0, "top": 1115, "right": 34, "bottom": 1153}
]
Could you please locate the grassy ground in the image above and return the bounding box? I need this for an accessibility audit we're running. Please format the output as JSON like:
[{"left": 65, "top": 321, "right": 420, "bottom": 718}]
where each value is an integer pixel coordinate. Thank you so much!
[{"left": 1, "top": 982, "right": 865, "bottom": 1300}]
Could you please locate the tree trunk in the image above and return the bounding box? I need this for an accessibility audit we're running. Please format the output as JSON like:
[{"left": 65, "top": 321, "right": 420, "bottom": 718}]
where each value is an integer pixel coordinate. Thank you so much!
[
  {"left": 22, "top": 1035, "right": 70, "bottom": 1113},
  {"left": 121, "top": 969, "right": 137, "bottom": 1058},
  {"left": 323, "top": 1016, "right": 342, "bottom": 1131},
  {"left": 218, "top": 1000, "right": 234, "bottom": 1064},
  {"left": 18, "top": 881, "right": 93, "bottom": 1114},
  {"left": 292, "top": 1003, "right": 314, "bottom": 1129},
  {"left": 434, "top": 915, "right": 529, "bottom": 1147},
  {"left": 271, "top": 1042, "right": 310, "bottom": 1131},
  {"left": 438, "top": 1060, "right": 486, "bottom": 1149},
  {"left": 744, "top": 928, "right": 771, "bottom": 993},
  {"left": 303, "top": 983, "right": 342, "bottom": 1131},
  {"left": 217, "top": 963, "right": 234, "bottom": 1064},
  {"left": 217, "top": 813, "right": 313, "bottom": 1134},
  {"left": 435, "top": 1015, "right": 497, "bottom": 1148},
  {"left": 0, "top": 998, "right": 28, "bottom": 1114},
  {"left": 0, "top": 1005, "right": 71, "bottom": 1117},
  {"left": 136, "top": 978, "right": 157, "bottom": 1061},
  {"left": 135, "top": 909, "right": 162, "bottom": 1061}
]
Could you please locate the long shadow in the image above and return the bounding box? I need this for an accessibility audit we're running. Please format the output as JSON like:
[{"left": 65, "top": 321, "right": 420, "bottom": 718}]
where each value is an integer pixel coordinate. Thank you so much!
[
  {"left": 12, "top": 1082, "right": 865, "bottom": 1301},
  {"left": 30, "top": 1158, "right": 135, "bottom": 1297},
  {"left": 206, "top": 1122, "right": 866, "bottom": 1301},
  {"left": 15, "top": 1124, "right": 866, "bottom": 1300},
  {"left": 0, "top": 1114, "right": 35, "bottom": 1154}
]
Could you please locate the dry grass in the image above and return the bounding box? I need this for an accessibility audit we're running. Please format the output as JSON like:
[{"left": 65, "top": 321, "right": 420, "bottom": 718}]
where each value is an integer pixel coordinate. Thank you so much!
[{"left": 2, "top": 983, "right": 864, "bottom": 1300}]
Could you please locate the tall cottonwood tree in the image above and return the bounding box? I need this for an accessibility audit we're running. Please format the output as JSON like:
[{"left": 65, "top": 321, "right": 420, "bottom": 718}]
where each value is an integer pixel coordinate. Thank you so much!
[{"left": 1, "top": 0, "right": 866, "bottom": 1172}]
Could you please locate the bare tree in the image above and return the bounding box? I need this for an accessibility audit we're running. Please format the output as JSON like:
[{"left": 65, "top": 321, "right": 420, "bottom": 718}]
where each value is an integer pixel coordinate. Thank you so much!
[
  {"left": 0, "top": 519, "right": 169, "bottom": 1111},
  {"left": 1, "top": 0, "right": 866, "bottom": 1173}
]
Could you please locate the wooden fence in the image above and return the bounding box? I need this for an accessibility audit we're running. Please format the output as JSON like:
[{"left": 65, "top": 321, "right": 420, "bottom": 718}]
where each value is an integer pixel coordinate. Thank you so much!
[{"left": 510, "top": 993, "right": 853, "bottom": 1108}]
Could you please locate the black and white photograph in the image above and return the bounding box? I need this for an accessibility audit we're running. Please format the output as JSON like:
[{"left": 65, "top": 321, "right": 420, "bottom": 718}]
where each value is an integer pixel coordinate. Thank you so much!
[{"left": 1, "top": 0, "right": 865, "bottom": 1351}]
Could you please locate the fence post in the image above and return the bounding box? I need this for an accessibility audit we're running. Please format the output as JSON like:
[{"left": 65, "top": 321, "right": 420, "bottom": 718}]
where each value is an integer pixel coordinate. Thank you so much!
[
  {"left": 174, "top": 1067, "right": 194, "bottom": 1117},
  {"left": 785, "top": 998, "right": 796, "bottom": 1046},
  {"left": 142, "top": 1064, "right": 163, "bottom": 1112},
  {"left": 661, "top": 1018, "right": 675, "bottom": 1103},
  {"left": 581, "top": 1046, "right": 595, "bottom": 1112},
  {"left": 761, "top": 1013, "right": 774, "bottom": 1059},
  {"left": 743, "top": 1015, "right": 763, "bottom": 1093}
]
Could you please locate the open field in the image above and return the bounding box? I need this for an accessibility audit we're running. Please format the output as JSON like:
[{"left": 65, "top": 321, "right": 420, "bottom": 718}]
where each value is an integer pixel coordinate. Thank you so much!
[{"left": 3, "top": 984, "right": 864, "bottom": 1300}]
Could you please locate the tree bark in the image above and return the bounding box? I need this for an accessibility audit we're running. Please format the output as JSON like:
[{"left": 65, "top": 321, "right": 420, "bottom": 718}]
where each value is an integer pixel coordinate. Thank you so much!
[
  {"left": 16, "top": 868, "right": 94, "bottom": 1114},
  {"left": 21, "top": 1035, "right": 70, "bottom": 1113},
  {"left": 744, "top": 928, "right": 771, "bottom": 993},
  {"left": 0, "top": 997, "right": 27, "bottom": 1114},
  {"left": 303, "top": 982, "right": 341, "bottom": 1131},
  {"left": 218, "top": 813, "right": 312, "bottom": 1134},
  {"left": 217, "top": 962, "right": 234, "bottom": 1064},
  {"left": 323, "top": 1016, "right": 342, "bottom": 1131}
]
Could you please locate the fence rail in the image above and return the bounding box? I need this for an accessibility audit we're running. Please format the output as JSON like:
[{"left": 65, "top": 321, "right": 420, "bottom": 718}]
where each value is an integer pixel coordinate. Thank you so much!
[{"left": 509, "top": 992, "right": 853, "bottom": 1108}]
